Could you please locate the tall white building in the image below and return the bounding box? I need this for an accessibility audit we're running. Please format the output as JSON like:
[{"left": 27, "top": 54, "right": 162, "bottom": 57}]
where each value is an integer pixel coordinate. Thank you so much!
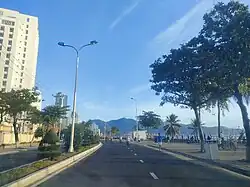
[{"left": 0, "top": 8, "right": 39, "bottom": 92}]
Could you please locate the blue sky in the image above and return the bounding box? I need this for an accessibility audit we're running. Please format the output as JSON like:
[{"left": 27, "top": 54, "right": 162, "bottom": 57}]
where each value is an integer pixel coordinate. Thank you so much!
[{"left": 1, "top": 0, "right": 250, "bottom": 128}]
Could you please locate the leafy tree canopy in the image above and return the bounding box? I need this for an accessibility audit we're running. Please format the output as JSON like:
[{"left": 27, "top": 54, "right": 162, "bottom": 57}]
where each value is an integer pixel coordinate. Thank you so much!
[{"left": 138, "top": 111, "right": 162, "bottom": 130}]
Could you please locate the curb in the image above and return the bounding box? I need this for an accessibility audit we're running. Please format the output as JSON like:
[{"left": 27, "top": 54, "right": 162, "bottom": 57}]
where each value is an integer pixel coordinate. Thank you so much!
[
  {"left": 147, "top": 144, "right": 250, "bottom": 177},
  {"left": 2, "top": 143, "right": 102, "bottom": 187}
]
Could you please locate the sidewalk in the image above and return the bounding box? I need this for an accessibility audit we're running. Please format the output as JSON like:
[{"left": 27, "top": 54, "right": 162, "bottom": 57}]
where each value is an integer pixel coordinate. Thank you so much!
[
  {"left": 0, "top": 143, "right": 39, "bottom": 155},
  {"left": 141, "top": 140, "right": 250, "bottom": 177}
]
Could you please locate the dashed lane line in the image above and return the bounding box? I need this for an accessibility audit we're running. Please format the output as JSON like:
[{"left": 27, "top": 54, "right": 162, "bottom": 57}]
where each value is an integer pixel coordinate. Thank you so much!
[
  {"left": 139, "top": 159, "right": 144, "bottom": 163},
  {"left": 149, "top": 172, "right": 159, "bottom": 180}
]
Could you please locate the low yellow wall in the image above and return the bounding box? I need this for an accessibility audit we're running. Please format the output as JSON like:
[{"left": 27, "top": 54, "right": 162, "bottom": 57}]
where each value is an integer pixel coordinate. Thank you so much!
[{"left": 0, "top": 132, "right": 41, "bottom": 145}]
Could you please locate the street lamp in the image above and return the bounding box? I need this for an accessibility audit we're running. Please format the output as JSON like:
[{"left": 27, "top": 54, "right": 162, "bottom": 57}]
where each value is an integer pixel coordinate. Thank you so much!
[
  {"left": 131, "top": 97, "right": 139, "bottom": 139},
  {"left": 58, "top": 40, "right": 98, "bottom": 152}
]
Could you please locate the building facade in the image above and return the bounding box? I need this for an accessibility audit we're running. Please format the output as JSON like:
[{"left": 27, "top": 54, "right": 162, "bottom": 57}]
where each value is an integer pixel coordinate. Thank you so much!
[
  {"left": 54, "top": 92, "right": 69, "bottom": 129},
  {"left": 0, "top": 8, "right": 39, "bottom": 92}
]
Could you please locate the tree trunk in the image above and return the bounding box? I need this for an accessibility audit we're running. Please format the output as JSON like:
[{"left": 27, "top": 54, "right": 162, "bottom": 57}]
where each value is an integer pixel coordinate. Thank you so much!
[
  {"left": 234, "top": 85, "right": 250, "bottom": 161},
  {"left": 217, "top": 101, "right": 221, "bottom": 139},
  {"left": 12, "top": 117, "right": 19, "bottom": 148},
  {"left": 193, "top": 107, "right": 205, "bottom": 152}
]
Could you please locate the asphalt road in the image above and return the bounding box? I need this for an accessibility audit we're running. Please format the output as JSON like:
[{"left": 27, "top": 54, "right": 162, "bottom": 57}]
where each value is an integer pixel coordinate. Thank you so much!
[
  {"left": 0, "top": 150, "right": 38, "bottom": 172},
  {"left": 38, "top": 142, "right": 250, "bottom": 187}
]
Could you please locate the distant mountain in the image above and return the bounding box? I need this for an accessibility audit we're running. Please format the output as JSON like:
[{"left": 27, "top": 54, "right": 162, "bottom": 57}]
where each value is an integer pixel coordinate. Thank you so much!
[
  {"left": 91, "top": 118, "right": 241, "bottom": 137},
  {"left": 91, "top": 118, "right": 136, "bottom": 134}
]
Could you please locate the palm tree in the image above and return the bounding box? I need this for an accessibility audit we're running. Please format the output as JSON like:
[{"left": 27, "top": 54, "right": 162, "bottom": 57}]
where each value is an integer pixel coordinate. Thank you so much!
[
  {"left": 164, "top": 114, "right": 181, "bottom": 140},
  {"left": 41, "top": 105, "right": 69, "bottom": 133},
  {"left": 207, "top": 98, "right": 230, "bottom": 138},
  {"left": 188, "top": 119, "right": 204, "bottom": 141}
]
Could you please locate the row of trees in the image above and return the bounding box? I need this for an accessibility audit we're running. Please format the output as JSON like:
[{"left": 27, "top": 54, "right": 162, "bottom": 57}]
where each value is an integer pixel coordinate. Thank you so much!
[
  {"left": 137, "top": 111, "right": 200, "bottom": 140},
  {"left": 0, "top": 88, "right": 71, "bottom": 146},
  {"left": 149, "top": 1, "right": 250, "bottom": 160}
]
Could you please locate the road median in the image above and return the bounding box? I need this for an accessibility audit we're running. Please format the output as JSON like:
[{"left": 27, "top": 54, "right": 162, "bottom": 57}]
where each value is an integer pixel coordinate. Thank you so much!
[{"left": 0, "top": 143, "right": 102, "bottom": 187}]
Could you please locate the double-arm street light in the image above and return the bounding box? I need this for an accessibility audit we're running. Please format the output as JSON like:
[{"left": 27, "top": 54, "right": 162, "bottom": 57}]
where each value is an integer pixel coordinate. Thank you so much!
[
  {"left": 131, "top": 97, "right": 139, "bottom": 139},
  {"left": 58, "top": 40, "right": 98, "bottom": 152}
]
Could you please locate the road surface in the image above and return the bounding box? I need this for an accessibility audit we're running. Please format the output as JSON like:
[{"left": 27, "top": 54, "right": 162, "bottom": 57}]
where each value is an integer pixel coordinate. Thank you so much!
[
  {"left": 0, "top": 150, "right": 38, "bottom": 172},
  {"left": 38, "top": 142, "right": 250, "bottom": 187}
]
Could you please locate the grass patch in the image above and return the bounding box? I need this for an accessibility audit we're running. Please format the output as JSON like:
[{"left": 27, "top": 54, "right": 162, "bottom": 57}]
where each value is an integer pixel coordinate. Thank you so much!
[{"left": 0, "top": 143, "right": 98, "bottom": 186}]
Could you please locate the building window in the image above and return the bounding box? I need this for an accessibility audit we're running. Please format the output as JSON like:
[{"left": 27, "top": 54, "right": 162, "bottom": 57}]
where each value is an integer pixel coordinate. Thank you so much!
[
  {"left": 0, "top": 45, "right": 2, "bottom": 50},
  {"left": 0, "top": 32, "right": 4, "bottom": 37},
  {"left": 9, "top": 34, "right": 13, "bottom": 38},
  {"left": 1, "top": 88, "right": 6, "bottom": 92},
  {"left": 21, "top": 66, "right": 24, "bottom": 70},
  {"left": 21, "top": 72, "right": 23, "bottom": 77},
  {"left": 22, "top": 60, "right": 25, "bottom": 64},
  {"left": 5, "top": 60, "right": 9, "bottom": 65},
  {"left": 0, "top": 39, "right": 2, "bottom": 44},
  {"left": 27, "top": 18, "right": 30, "bottom": 22},
  {"left": 2, "top": 81, "right": 6, "bottom": 86},
  {"left": 19, "top": 85, "right": 22, "bottom": 88},
  {"left": 6, "top": 53, "right": 10, "bottom": 58},
  {"left": 7, "top": 47, "right": 11, "bottom": 51},
  {"left": 20, "top": 79, "right": 22, "bottom": 83},
  {"left": 9, "top": 28, "right": 14, "bottom": 32},
  {"left": 1, "top": 20, "right": 15, "bottom": 26},
  {"left": 4, "top": 67, "right": 8, "bottom": 72},
  {"left": 0, "top": 26, "right": 4, "bottom": 31},
  {"left": 26, "top": 30, "right": 28, "bottom": 34},
  {"left": 3, "top": 74, "right": 7, "bottom": 79},
  {"left": 26, "top": 25, "right": 29, "bottom": 28},
  {"left": 24, "top": 48, "right": 26, "bottom": 52},
  {"left": 24, "top": 42, "right": 27, "bottom": 46},
  {"left": 25, "top": 36, "right": 28, "bottom": 40},
  {"left": 23, "top": 54, "right": 26, "bottom": 58},
  {"left": 8, "top": 40, "right": 12, "bottom": 45}
]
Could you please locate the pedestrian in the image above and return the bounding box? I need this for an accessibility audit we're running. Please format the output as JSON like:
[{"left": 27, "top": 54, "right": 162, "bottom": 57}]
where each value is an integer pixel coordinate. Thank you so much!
[{"left": 157, "top": 133, "right": 163, "bottom": 150}]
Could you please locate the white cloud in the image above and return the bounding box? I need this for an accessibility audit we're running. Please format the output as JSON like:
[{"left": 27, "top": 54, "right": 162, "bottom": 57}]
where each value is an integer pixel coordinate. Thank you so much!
[
  {"left": 151, "top": 0, "right": 231, "bottom": 55},
  {"left": 109, "top": 0, "right": 140, "bottom": 30}
]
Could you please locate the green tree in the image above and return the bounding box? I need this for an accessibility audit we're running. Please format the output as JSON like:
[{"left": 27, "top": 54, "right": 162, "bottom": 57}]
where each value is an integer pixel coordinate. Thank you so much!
[
  {"left": 4, "top": 89, "right": 38, "bottom": 147},
  {"left": 138, "top": 111, "right": 162, "bottom": 131},
  {"left": 34, "top": 126, "right": 46, "bottom": 139},
  {"left": 201, "top": 1, "right": 250, "bottom": 159},
  {"left": 164, "top": 114, "right": 181, "bottom": 140},
  {"left": 41, "top": 105, "right": 69, "bottom": 131},
  {"left": 62, "top": 120, "right": 96, "bottom": 151},
  {"left": 150, "top": 36, "right": 224, "bottom": 152},
  {"left": 206, "top": 98, "right": 230, "bottom": 138},
  {"left": 188, "top": 119, "right": 204, "bottom": 141},
  {"left": 111, "top": 126, "right": 119, "bottom": 136}
]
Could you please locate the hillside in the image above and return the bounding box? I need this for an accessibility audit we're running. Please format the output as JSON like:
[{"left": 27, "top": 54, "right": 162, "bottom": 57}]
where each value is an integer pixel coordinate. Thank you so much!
[{"left": 91, "top": 118, "right": 241, "bottom": 136}]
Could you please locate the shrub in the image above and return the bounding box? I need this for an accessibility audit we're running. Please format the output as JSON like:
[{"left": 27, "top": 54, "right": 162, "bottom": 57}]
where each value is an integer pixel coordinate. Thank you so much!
[
  {"left": 62, "top": 125, "right": 82, "bottom": 151},
  {"left": 43, "top": 130, "right": 59, "bottom": 144},
  {"left": 38, "top": 130, "right": 61, "bottom": 160}
]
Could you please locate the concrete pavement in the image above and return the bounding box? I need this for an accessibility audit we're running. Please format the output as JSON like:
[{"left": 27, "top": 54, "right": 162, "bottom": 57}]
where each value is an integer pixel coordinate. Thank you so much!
[{"left": 37, "top": 142, "right": 250, "bottom": 187}]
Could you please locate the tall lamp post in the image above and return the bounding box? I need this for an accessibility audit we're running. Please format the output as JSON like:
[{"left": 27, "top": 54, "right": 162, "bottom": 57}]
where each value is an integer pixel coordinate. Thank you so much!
[
  {"left": 58, "top": 40, "right": 98, "bottom": 152},
  {"left": 131, "top": 97, "right": 139, "bottom": 139}
]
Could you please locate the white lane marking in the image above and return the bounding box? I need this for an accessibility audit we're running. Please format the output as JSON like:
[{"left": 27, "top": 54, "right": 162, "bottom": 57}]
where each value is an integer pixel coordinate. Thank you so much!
[
  {"left": 134, "top": 153, "right": 137, "bottom": 156},
  {"left": 144, "top": 145, "right": 250, "bottom": 181},
  {"left": 149, "top": 172, "right": 159, "bottom": 180},
  {"left": 128, "top": 147, "right": 130, "bottom": 149},
  {"left": 139, "top": 159, "right": 144, "bottom": 163}
]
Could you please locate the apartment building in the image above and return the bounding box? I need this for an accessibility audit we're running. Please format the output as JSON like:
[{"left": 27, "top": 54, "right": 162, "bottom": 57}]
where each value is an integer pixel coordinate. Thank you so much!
[
  {"left": 0, "top": 8, "right": 39, "bottom": 92},
  {"left": 54, "top": 92, "right": 69, "bottom": 129}
]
